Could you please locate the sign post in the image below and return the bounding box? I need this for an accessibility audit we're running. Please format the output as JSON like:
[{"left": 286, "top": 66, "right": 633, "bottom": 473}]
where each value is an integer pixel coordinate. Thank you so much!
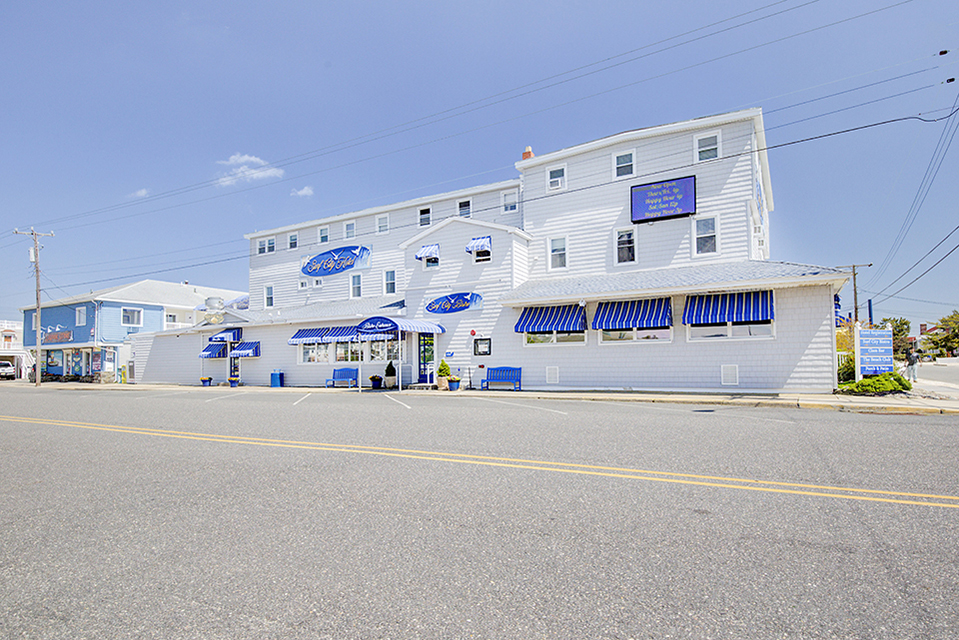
[{"left": 854, "top": 322, "right": 894, "bottom": 382}]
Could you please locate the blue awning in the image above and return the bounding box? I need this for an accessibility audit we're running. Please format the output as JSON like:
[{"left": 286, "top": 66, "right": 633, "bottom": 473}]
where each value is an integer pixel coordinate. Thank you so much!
[
  {"left": 514, "top": 304, "right": 586, "bottom": 333},
  {"left": 465, "top": 236, "right": 492, "bottom": 253},
  {"left": 320, "top": 326, "right": 358, "bottom": 343},
  {"left": 357, "top": 316, "right": 446, "bottom": 335},
  {"left": 593, "top": 298, "right": 672, "bottom": 330},
  {"left": 288, "top": 327, "right": 328, "bottom": 345},
  {"left": 229, "top": 341, "right": 261, "bottom": 357},
  {"left": 415, "top": 244, "right": 440, "bottom": 261},
  {"left": 209, "top": 327, "right": 242, "bottom": 342},
  {"left": 682, "top": 291, "right": 774, "bottom": 325},
  {"left": 198, "top": 343, "right": 227, "bottom": 359}
]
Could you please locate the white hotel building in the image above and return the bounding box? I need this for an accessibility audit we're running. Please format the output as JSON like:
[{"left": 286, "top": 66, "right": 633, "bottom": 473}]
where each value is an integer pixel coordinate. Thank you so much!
[{"left": 137, "top": 108, "right": 849, "bottom": 392}]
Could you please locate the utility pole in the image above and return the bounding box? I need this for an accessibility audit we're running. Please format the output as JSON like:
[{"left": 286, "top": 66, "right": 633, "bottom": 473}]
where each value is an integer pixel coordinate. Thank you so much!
[
  {"left": 13, "top": 227, "right": 54, "bottom": 387},
  {"left": 835, "top": 263, "right": 872, "bottom": 324}
]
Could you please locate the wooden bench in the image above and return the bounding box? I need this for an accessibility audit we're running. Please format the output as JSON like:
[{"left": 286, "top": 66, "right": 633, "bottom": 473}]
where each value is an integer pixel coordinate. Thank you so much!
[
  {"left": 326, "top": 367, "right": 359, "bottom": 388},
  {"left": 481, "top": 366, "right": 522, "bottom": 391}
]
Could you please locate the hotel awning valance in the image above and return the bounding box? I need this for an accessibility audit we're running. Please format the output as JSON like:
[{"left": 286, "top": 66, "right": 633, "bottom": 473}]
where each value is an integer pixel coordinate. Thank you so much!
[
  {"left": 320, "top": 326, "right": 358, "bottom": 343},
  {"left": 288, "top": 327, "right": 328, "bottom": 345},
  {"left": 593, "top": 298, "right": 672, "bottom": 330},
  {"left": 682, "top": 291, "right": 774, "bottom": 325},
  {"left": 229, "top": 341, "right": 261, "bottom": 357},
  {"left": 209, "top": 327, "right": 242, "bottom": 342},
  {"left": 198, "top": 343, "right": 227, "bottom": 359},
  {"left": 415, "top": 244, "right": 440, "bottom": 261},
  {"left": 465, "top": 236, "right": 491, "bottom": 253},
  {"left": 514, "top": 304, "right": 586, "bottom": 333},
  {"left": 357, "top": 316, "right": 446, "bottom": 335}
]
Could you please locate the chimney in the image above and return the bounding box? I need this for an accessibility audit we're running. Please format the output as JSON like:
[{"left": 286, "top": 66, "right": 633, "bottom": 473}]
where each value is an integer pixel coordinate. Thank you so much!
[
  {"left": 522, "top": 146, "right": 534, "bottom": 160},
  {"left": 920, "top": 323, "right": 927, "bottom": 334}
]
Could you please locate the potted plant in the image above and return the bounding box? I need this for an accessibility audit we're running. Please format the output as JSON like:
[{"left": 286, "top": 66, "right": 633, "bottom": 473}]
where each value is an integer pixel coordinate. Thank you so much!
[
  {"left": 447, "top": 375, "right": 461, "bottom": 391},
  {"left": 200, "top": 376, "right": 213, "bottom": 387},
  {"left": 436, "top": 359, "right": 451, "bottom": 391},
  {"left": 228, "top": 376, "right": 240, "bottom": 387},
  {"left": 369, "top": 374, "right": 383, "bottom": 389},
  {"left": 384, "top": 361, "right": 396, "bottom": 389}
]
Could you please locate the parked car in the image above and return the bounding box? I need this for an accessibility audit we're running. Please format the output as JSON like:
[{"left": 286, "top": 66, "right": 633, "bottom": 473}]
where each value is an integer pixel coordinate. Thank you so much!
[{"left": 0, "top": 361, "right": 16, "bottom": 380}]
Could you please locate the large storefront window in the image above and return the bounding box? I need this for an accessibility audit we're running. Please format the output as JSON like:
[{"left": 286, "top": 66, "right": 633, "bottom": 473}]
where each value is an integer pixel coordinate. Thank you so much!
[
  {"left": 335, "top": 341, "right": 362, "bottom": 362},
  {"left": 525, "top": 330, "right": 585, "bottom": 345},
  {"left": 301, "top": 343, "right": 329, "bottom": 363},
  {"left": 368, "top": 340, "right": 400, "bottom": 362},
  {"left": 683, "top": 291, "right": 774, "bottom": 340}
]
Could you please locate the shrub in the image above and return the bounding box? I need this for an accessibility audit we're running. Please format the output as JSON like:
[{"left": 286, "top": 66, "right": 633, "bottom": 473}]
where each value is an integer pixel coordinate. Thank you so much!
[
  {"left": 384, "top": 361, "right": 396, "bottom": 377},
  {"left": 437, "top": 359, "right": 451, "bottom": 377},
  {"left": 840, "top": 372, "right": 911, "bottom": 395},
  {"left": 838, "top": 356, "right": 855, "bottom": 383}
]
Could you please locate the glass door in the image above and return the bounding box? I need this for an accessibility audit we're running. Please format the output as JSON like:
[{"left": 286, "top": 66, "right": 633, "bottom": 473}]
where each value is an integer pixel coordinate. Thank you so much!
[{"left": 418, "top": 334, "right": 434, "bottom": 383}]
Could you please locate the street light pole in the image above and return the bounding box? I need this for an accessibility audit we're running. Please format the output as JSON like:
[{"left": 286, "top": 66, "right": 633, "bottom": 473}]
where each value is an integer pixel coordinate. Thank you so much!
[{"left": 836, "top": 263, "right": 872, "bottom": 324}]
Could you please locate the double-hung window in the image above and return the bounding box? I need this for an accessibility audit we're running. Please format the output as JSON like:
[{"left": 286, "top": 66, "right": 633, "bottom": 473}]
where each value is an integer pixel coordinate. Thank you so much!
[
  {"left": 257, "top": 237, "right": 275, "bottom": 254},
  {"left": 695, "top": 131, "right": 720, "bottom": 162},
  {"left": 502, "top": 190, "right": 518, "bottom": 212},
  {"left": 614, "top": 151, "right": 634, "bottom": 178},
  {"left": 288, "top": 233, "right": 298, "bottom": 249},
  {"left": 616, "top": 229, "right": 635, "bottom": 264},
  {"left": 419, "top": 207, "right": 431, "bottom": 227},
  {"left": 264, "top": 285, "right": 274, "bottom": 308},
  {"left": 345, "top": 222, "right": 356, "bottom": 239},
  {"left": 384, "top": 270, "right": 396, "bottom": 294},
  {"left": 318, "top": 226, "right": 329, "bottom": 244},
  {"left": 376, "top": 214, "right": 389, "bottom": 234},
  {"left": 458, "top": 200, "right": 471, "bottom": 218},
  {"left": 351, "top": 274, "right": 362, "bottom": 298},
  {"left": 75, "top": 306, "right": 86, "bottom": 326},
  {"left": 695, "top": 217, "right": 717, "bottom": 255},
  {"left": 549, "top": 237, "right": 567, "bottom": 270},
  {"left": 547, "top": 165, "right": 566, "bottom": 191}
]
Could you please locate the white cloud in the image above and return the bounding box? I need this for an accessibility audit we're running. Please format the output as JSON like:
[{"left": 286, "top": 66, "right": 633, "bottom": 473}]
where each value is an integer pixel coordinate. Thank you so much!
[
  {"left": 130, "top": 188, "right": 150, "bottom": 198},
  {"left": 215, "top": 153, "right": 285, "bottom": 187},
  {"left": 291, "top": 186, "right": 314, "bottom": 197}
]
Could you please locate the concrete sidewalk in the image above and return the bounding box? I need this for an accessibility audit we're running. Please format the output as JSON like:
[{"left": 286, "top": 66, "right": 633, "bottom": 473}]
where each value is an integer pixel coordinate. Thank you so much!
[{"left": 10, "top": 378, "right": 959, "bottom": 415}]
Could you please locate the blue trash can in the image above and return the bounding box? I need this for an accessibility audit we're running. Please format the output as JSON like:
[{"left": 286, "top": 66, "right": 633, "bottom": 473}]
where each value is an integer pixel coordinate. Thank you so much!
[{"left": 271, "top": 371, "right": 284, "bottom": 387}]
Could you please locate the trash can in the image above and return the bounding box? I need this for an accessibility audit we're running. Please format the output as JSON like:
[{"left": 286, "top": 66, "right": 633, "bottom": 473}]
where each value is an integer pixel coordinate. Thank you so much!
[{"left": 271, "top": 370, "right": 284, "bottom": 387}]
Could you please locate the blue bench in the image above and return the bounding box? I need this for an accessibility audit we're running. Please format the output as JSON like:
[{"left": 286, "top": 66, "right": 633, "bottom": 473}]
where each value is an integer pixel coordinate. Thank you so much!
[
  {"left": 326, "top": 367, "right": 359, "bottom": 388},
  {"left": 481, "top": 366, "right": 521, "bottom": 391}
]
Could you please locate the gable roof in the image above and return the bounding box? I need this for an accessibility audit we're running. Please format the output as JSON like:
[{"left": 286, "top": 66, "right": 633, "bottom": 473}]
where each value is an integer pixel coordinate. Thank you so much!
[
  {"left": 20, "top": 280, "right": 247, "bottom": 312},
  {"left": 398, "top": 217, "right": 532, "bottom": 250}
]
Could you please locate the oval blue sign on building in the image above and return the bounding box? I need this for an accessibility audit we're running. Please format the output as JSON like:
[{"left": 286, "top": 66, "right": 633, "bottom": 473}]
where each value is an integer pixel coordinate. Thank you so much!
[
  {"left": 301, "top": 246, "right": 371, "bottom": 277},
  {"left": 426, "top": 293, "right": 483, "bottom": 314}
]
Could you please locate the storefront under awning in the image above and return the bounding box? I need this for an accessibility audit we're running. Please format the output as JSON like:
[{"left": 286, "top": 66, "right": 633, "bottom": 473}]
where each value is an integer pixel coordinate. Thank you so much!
[
  {"left": 357, "top": 316, "right": 446, "bottom": 335},
  {"left": 514, "top": 304, "right": 586, "bottom": 333},
  {"left": 229, "top": 341, "right": 261, "bottom": 357},
  {"left": 592, "top": 298, "right": 672, "bottom": 330},
  {"left": 288, "top": 327, "right": 328, "bottom": 345},
  {"left": 199, "top": 343, "right": 227, "bottom": 359},
  {"left": 682, "top": 291, "right": 774, "bottom": 324}
]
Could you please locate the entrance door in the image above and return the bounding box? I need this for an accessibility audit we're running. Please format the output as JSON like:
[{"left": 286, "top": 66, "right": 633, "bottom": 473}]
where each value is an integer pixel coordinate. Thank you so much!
[{"left": 418, "top": 334, "right": 434, "bottom": 383}]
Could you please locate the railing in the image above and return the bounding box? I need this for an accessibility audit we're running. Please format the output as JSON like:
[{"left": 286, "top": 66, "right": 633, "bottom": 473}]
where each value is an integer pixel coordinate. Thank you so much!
[
  {"left": 1, "top": 342, "right": 24, "bottom": 350},
  {"left": 164, "top": 322, "right": 194, "bottom": 330}
]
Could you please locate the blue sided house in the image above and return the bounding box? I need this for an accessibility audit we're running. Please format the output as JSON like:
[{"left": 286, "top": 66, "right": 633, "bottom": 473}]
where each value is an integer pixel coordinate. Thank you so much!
[{"left": 22, "top": 280, "right": 246, "bottom": 381}]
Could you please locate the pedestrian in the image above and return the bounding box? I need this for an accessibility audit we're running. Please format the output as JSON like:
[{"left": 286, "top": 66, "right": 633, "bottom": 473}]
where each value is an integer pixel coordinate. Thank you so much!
[{"left": 905, "top": 349, "right": 920, "bottom": 382}]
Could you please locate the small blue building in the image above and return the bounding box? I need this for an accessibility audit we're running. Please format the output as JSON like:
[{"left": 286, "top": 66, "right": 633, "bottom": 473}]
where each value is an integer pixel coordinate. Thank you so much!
[{"left": 22, "top": 280, "right": 245, "bottom": 380}]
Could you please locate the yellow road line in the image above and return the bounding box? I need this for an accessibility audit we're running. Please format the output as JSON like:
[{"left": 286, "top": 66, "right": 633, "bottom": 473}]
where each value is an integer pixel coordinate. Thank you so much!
[{"left": 3, "top": 414, "right": 958, "bottom": 508}]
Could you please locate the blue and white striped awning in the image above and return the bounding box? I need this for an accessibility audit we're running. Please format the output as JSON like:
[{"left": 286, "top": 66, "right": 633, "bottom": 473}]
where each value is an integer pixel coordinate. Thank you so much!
[
  {"left": 288, "top": 327, "right": 328, "bottom": 345},
  {"left": 465, "top": 236, "right": 492, "bottom": 253},
  {"left": 357, "top": 316, "right": 446, "bottom": 335},
  {"left": 593, "top": 298, "right": 672, "bottom": 330},
  {"left": 319, "top": 326, "right": 358, "bottom": 343},
  {"left": 414, "top": 244, "right": 440, "bottom": 261},
  {"left": 209, "top": 327, "right": 242, "bottom": 342},
  {"left": 682, "top": 291, "right": 774, "bottom": 325},
  {"left": 229, "top": 341, "right": 261, "bottom": 357},
  {"left": 514, "top": 304, "right": 586, "bottom": 333},
  {"left": 198, "top": 343, "right": 227, "bottom": 359}
]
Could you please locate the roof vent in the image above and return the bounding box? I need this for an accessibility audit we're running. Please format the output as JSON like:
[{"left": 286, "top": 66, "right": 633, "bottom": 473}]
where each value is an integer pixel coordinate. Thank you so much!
[{"left": 522, "top": 146, "right": 534, "bottom": 160}]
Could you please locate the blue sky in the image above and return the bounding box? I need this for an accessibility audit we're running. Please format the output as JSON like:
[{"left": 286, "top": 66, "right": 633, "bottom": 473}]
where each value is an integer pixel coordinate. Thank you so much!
[{"left": 2, "top": 0, "right": 956, "bottom": 334}]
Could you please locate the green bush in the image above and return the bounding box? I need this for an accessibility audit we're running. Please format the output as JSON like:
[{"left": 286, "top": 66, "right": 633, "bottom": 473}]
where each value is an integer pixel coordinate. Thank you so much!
[
  {"left": 838, "top": 357, "right": 855, "bottom": 383},
  {"left": 437, "top": 359, "right": 451, "bottom": 377},
  {"left": 384, "top": 360, "right": 396, "bottom": 377},
  {"left": 840, "top": 372, "right": 911, "bottom": 395}
]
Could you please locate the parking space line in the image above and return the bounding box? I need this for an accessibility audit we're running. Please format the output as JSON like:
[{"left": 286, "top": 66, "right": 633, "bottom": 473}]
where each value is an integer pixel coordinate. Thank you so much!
[
  {"left": 384, "top": 394, "right": 411, "bottom": 409},
  {"left": 204, "top": 391, "right": 250, "bottom": 403},
  {"left": 472, "top": 397, "right": 568, "bottom": 415},
  {"left": 293, "top": 393, "right": 311, "bottom": 406}
]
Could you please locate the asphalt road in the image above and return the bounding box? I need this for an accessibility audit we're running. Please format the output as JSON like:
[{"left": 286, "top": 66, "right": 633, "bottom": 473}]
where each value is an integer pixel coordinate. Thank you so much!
[{"left": 2, "top": 385, "right": 958, "bottom": 639}]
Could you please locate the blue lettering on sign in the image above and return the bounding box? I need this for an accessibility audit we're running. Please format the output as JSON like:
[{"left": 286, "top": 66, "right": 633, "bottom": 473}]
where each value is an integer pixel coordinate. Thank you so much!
[
  {"left": 426, "top": 293, "right": 483, "bottom": 314},
  {"left": 301, "top": 246, "right": 371, "bottom": 277},
  {"left": 631, "top": 176, "right": 696, "bottom": 224}
]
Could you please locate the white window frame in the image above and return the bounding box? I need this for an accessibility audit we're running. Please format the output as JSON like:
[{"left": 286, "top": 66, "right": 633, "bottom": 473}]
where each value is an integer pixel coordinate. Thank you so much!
[
  {"left": 299, "top": 342, "right": 331, "bottom": 365},
  {"left": 121, "top": 307, "right": 143, "bottom": 327},
  {"left": 376, "top": 214, "right": 390, "bottom": 235},
  {"left": 694, "top": 130, "right": 721, "bottom": 163},
  {"left": 546, "top": 164, "right": 567, "bottom": 191},
  {"left": 32, "top": 313, "right": 37, "bottom": 330},
  {"left": 599, "top": 327, "right": 672, "bottom": 344},
  {"left": 165, "top": 313, "right": 177, "bottom": 325},
  {"left": 318, "top": 226, "right": 330, "bottom": 244},
  {"left": 548, "top": 236, "right": 568, "bottom": 271},
  {"left": 75, "top": 306, "right": 86, "bottom": 327},
  {"left": 423, "top": 254, "right": 439, "bottom": 270},
  {"left": 264, "top": 285, "right": 275, "bottom": 309},
  {"left": 384, "top": 270, "right": 396, "bottom": 295},
  {"left": 458, "top": 199, "right": 472, "bottom": 218},
  {"left": 692, "top": 216, "right": 719, "bottom": 257},
  {"left": 350, "top": 274, "right": 362, "bottom": 298},
  {"left": 257, "top": 238, "right": 275, "bottom": 255},
  {"left": 288, "top": 232, "right": 298, "bottom": 250},
  {"left": 612, "top": 150, "right": 635, "bottom": 180},
  {"left": 344, "top": 221, "right": 356, "bottom": 239},
  {"left": 298, "top": 279, "right": 309, "bottom": 291},
  {"left": 313, "top": 277, "right": 323, "bottom": 288},
  {"left": 523, "top": 330, "right": 586, "bottom": 346},
  {"left": 502, "top": 190, "right": 518, "bottom": 213},
  {"left": 419, "top": 207, "right": 432, "bottom": 227},
  {"left": 473, "top": 246, "right": 491, "bottom": 264},
  {"left": 615, "top": 228, "right": 636, "bottom": 265},
  {"left": 686, "top": 320, "right": 775, "bottom": 341}
]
